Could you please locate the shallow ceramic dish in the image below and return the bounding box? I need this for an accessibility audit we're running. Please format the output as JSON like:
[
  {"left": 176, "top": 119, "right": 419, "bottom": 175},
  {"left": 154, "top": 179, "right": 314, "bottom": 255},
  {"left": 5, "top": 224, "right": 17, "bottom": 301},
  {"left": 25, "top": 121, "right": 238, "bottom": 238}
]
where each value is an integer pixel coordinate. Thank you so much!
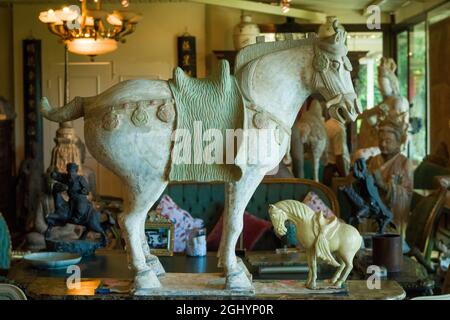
[{"left": 23, "top": 252, "right": 82, "bottom": 269}]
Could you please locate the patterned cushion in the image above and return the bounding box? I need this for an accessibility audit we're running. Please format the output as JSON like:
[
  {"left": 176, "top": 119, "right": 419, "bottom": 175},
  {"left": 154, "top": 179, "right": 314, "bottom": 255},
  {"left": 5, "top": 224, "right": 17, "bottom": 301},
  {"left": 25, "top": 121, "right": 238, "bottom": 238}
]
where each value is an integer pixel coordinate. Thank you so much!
[
  {"left": 303, "top": 191, "right": 335, "bottom": 218},
  {"left": 156, "top": 195, "right": 204, "bottom": 253}
]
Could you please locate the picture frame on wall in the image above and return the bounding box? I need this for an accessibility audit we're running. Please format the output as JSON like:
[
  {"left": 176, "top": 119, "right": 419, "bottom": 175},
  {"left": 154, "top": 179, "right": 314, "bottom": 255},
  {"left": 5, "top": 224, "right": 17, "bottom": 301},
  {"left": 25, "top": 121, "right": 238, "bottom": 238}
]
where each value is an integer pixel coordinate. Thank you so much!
[
  {"left": 145, "top": 214, "right": 174, "bottom": 256},
  {"left": 177, "top": 33, "right": 197, "bottom": 77}
]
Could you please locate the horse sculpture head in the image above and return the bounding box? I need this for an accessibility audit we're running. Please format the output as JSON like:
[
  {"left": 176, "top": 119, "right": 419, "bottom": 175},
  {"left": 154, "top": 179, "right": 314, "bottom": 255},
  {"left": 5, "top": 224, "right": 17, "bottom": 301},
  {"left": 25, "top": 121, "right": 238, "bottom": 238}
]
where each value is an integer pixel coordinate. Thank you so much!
[
  {"left": 268, "top": 204, "right": 288, "bottom": 237},
  {"left": 311, "top": 22, "right": 361, "bottom": 124}
]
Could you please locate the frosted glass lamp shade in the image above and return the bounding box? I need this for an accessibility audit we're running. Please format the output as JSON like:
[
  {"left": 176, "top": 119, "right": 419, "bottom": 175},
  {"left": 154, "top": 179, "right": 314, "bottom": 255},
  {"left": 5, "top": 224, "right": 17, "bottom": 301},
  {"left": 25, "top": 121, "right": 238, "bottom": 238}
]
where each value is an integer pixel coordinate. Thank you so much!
[{"left": 66, "top": 38, "right": 118, "bottom": 56}]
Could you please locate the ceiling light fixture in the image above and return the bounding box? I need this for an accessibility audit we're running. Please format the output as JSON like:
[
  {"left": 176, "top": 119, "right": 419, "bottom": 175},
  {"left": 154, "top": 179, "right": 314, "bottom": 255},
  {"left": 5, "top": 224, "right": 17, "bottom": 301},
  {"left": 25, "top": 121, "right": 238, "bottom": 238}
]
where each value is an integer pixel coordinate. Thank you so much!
[{"left": 38, "top": 0, "right": 142, "bottom": 57}]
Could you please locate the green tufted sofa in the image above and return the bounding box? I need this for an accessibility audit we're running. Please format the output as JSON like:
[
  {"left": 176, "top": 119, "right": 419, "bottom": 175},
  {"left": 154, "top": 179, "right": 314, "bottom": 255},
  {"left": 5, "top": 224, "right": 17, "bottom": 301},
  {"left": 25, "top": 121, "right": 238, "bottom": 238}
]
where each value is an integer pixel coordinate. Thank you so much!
[{"left": 158, "top": 178, "right": 339, "bottom": 238}]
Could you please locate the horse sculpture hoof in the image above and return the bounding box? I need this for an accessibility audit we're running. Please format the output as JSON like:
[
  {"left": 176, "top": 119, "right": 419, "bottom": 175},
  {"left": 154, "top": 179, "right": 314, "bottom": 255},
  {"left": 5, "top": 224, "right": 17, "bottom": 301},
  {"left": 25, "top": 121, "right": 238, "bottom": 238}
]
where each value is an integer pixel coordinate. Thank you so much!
[
  {"left": 225, "top": 269, "right": 253, "bottom": 291},
  {"left": 306, "top": 281, "right": 317, "bottom": 290},
  {"left": 133, "top": 269, "right": 161, "bottom": 295},
  {"left": 146, "top": 257, "right": 166, "bottom": 277}
]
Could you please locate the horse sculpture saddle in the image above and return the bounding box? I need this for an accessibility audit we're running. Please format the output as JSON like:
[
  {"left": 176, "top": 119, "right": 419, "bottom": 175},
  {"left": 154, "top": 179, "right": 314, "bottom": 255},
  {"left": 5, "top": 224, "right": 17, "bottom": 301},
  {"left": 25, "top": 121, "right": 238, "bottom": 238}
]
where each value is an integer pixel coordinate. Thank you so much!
[{"left": 167, "top": 60, "right": 244, "bottom": 182}]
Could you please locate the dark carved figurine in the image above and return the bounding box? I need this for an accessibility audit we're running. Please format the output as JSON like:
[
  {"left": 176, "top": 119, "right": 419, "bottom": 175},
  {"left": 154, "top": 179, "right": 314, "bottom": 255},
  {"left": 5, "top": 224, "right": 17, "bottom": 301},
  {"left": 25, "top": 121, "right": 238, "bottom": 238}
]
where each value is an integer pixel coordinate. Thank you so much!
[
  {"left": 46, "top": 163, "right": 114, "bottom": 245},
  {"left": 340, "top": 158, "right": 394, "bottom": 234}
]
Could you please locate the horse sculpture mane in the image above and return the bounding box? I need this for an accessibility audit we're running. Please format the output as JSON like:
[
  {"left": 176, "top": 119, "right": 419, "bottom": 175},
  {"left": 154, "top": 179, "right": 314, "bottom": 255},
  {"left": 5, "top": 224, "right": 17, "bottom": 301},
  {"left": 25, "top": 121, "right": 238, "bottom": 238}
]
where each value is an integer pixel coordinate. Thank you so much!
[
  {"left": 272, "top": 199, "right": 315, "bottom": 220},
  {"left": 234, "top": 36, "right": 318, "bottom": 74}
]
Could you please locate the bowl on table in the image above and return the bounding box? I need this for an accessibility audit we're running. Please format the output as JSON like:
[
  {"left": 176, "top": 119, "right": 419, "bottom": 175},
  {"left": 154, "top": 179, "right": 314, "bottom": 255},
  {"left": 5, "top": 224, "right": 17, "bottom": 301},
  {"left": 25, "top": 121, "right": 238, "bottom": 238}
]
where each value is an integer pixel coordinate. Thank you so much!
[{"left": 23, "top": 252, "right": 82, "bottom": 269}]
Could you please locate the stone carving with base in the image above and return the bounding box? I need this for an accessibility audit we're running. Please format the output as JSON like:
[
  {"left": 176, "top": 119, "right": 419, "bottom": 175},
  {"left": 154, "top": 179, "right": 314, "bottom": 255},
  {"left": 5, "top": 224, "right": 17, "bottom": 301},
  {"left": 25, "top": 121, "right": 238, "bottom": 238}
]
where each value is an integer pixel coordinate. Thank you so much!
[
  {"left": 41, "top": 18, "right": 360, "bottom": 294},
  {"left": 269, "top": 200, "right": 362, "bottom": 289},
  {"left": 45, "top": 163, "right": 115, "bottom": 254}
]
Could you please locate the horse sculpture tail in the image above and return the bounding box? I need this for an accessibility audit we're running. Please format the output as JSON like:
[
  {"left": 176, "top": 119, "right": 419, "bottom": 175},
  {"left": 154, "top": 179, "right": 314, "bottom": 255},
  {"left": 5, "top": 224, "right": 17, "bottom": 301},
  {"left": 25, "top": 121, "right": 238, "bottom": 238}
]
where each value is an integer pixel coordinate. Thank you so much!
[
  {"left": 315, "top": 233, "right": 340, "bottom": 267},
  {"left": 41, "top": 96, "right": 85, "bottom": 122}
]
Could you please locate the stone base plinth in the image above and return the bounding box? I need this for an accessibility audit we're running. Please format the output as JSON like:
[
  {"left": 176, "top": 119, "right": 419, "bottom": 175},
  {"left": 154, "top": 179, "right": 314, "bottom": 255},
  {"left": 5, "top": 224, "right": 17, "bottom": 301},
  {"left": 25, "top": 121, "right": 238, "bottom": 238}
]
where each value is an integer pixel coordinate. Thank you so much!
[{"left": 46, "top": 239, "right": 103, "bottom": 256}]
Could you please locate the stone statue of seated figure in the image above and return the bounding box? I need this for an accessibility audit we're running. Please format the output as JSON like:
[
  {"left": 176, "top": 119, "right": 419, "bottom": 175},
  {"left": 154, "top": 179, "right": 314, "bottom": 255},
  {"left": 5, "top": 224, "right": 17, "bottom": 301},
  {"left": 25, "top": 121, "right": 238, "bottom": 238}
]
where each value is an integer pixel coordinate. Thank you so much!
[{"left": 46, "top": 163, "right": 114, "bottom": 245}]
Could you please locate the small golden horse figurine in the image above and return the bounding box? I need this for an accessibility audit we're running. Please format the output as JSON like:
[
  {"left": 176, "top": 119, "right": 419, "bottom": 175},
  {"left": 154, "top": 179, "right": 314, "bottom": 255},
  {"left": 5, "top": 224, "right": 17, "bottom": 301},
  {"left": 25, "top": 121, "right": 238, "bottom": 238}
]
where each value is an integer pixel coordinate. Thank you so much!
[{"left": 269, "top": 200, "right": 362, "bottom": 289}]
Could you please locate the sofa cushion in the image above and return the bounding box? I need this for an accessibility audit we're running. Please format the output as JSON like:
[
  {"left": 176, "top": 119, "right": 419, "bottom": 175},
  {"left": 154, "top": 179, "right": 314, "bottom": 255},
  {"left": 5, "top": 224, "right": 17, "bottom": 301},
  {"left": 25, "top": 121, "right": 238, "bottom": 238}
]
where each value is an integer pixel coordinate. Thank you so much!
[
  {"left": 156, "top": 195, "right": 204, "bottom": 253},
  {"left": 207, "top": 211, "right": 272, "bottom": 251},
  {"left": 303, "top": 191, "right": 335, "bottom": 218}
]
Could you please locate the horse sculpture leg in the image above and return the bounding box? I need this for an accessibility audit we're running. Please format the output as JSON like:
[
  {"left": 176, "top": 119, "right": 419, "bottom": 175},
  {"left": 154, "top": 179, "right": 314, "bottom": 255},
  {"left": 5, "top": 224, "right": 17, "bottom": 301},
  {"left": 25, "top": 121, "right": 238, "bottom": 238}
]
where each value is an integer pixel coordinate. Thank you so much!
[
  {"left": 118, "top": 179, "right": 167, "bottom": 292},
  {"left": 219, "top": 168, "right": 265, "bottom": 290},
  {"left": 306, "top": 249, "right": 318, "bottom": 289},
  {"left": 312, "top": 153, "right": 320, "bottom": 182},
  {"left": 305, "top": 249, "right": 313, "bottom": 287},
  {"left": 312, "top": 141, "right": 326, "bottom": 182},
  {"left": 140, "top": 212, "right": 166, "bottom": 276},
  {"left": 335, "top": 256, "right": 353, "bottom": 288},
  {"left": 330, "top": 256, "right": 346, "bottom": 285}
]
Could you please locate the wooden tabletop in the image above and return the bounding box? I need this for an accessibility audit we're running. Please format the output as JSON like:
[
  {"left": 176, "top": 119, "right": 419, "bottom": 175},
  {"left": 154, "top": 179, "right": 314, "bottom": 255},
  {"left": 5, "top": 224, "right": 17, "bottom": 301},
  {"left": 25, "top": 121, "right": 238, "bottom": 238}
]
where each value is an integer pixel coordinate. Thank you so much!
[{"left": 7, "top": 250, "right": 406, "bottom": 300}]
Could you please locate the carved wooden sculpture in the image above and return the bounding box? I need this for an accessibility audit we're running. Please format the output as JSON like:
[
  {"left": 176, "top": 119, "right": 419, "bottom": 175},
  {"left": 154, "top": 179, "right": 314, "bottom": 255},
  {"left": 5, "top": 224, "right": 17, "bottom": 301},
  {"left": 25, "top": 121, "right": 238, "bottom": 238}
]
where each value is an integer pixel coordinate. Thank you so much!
[
  {"left": 41, "top": 19, "right": 360, "bottom": 293},
  {"left": 269, "top": 200, "right": 362, "bottom": 289}
]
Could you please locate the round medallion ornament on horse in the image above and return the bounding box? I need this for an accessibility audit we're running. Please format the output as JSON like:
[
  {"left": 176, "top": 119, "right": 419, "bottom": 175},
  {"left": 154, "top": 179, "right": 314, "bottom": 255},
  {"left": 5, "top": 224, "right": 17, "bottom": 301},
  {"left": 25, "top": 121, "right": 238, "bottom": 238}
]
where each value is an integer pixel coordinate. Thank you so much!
[{"left": 41, "top": 17, "right": 360, "bottom": 294}]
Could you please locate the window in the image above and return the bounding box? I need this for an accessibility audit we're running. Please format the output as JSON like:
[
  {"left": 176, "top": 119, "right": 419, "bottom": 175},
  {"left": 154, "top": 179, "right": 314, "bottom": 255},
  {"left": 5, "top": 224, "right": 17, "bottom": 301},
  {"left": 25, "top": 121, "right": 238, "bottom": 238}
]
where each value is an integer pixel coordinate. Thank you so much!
[
  {"left": 350, "top": 32, "right": 383, "bottom": 112},
  {"left": 396, "top": 31, "right": 408, "bottom": 99},
  {"left": 395, "top": 22, "right": 428, "bottom": 163},
  {"left": 408, "top": 22, "right": 427, "bottom": 163}
]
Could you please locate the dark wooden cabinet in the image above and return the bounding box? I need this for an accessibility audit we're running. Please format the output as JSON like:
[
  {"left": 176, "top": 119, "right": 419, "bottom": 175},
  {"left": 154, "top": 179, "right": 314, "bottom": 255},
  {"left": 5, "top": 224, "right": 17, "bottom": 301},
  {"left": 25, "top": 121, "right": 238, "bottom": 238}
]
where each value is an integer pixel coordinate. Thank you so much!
[{"left": 0, "top": 119, "right": 15, "bottom": 227}]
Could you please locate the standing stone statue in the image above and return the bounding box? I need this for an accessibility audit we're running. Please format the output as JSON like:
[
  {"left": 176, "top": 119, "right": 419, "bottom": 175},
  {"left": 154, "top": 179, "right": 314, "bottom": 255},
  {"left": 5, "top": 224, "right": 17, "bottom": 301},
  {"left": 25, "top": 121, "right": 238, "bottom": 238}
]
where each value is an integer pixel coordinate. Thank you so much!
[
  {"left": 358, "top": 57, "right": 410, "bottom": 149},
  {"left": 323, "top": 116, "right": 350, "bottom": 186},
  {"left": 291, "top": 99, "right": 327, "bottom": 181}
]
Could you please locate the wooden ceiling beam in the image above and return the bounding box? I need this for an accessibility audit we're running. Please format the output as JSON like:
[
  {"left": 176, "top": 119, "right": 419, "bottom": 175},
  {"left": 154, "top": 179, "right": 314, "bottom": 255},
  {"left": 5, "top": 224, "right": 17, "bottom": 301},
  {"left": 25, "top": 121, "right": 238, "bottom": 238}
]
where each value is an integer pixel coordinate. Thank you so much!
[
  {"left": 188, "top": 0, "right": 326, "bottom": 21},
  {"left": 362, "top": 0, "right": 389, "bottom": 16}
]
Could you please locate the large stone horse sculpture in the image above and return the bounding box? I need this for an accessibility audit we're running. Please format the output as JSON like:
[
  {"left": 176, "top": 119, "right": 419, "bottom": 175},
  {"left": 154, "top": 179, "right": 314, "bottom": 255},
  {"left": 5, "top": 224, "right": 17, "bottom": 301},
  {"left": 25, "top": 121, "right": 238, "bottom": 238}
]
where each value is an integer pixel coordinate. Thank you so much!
[{"left": 41, "top": 22, "right": 360, "bottom": 293}]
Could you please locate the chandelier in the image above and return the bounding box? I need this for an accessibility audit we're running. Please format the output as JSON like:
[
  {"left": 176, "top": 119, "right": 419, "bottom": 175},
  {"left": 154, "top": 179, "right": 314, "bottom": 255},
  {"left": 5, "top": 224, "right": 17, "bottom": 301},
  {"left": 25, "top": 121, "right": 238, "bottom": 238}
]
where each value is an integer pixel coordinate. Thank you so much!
[{"left": 38, "top": 0, "right": 142, "bottom": 57}]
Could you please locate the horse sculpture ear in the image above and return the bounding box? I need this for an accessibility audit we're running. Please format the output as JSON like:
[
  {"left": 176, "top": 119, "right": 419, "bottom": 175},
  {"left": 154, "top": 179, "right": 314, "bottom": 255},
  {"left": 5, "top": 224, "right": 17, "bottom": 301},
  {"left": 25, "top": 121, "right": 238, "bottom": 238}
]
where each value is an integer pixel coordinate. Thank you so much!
[{"left": 333, "top": 30, "right": 347, "bottom": 45}]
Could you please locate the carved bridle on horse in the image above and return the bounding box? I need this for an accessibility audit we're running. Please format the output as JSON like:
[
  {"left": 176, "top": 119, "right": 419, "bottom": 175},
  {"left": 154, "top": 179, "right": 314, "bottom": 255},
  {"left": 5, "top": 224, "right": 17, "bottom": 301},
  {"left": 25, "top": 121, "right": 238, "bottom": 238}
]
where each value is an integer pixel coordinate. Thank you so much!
[{"left": 311, "top": 30, "right": 362, "bottom": 123}]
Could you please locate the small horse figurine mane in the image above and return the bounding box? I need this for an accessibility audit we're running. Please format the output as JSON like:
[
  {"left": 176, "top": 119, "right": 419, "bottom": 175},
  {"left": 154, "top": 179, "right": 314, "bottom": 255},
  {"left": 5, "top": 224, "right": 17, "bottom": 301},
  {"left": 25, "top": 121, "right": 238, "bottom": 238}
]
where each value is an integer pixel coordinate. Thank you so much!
[{"left": 269, "top": 200, "right": 362, "bottom": 289}]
